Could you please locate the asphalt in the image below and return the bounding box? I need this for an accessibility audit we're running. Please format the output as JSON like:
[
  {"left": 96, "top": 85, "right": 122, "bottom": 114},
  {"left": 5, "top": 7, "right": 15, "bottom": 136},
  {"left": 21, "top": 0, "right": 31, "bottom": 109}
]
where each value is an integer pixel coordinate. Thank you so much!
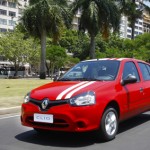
[{"left": 0, "top": 106, "right": 21, "bottom": 115}]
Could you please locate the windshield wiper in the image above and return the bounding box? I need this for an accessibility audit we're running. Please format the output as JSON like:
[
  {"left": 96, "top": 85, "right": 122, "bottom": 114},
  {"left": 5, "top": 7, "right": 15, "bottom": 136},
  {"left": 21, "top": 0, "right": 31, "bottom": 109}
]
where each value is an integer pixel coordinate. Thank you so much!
[
  {"left": 57, "top": 78, "right": 72, "bottom": 81},
  {"left": 58, "top": 78, "right": 102, "bottom": 81},
  {"left": 75, "top": 78, "right": 102, "bottom": 81}
]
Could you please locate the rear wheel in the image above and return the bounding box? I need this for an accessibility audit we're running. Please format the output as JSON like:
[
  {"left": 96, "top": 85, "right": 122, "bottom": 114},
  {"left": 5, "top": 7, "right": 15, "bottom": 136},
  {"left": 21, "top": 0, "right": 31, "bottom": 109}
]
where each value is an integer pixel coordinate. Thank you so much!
[{"left": 97, "top": 107, "right": 118, "bottom": 141}]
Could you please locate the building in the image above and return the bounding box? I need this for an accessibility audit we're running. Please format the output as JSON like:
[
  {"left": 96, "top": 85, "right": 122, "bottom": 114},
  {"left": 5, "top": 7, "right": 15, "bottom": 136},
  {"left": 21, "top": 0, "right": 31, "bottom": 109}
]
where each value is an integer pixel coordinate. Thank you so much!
[
  {"left": 0, "top": 0, "right": 28, "bottom": 32},
  {"left": 120, "top": 16, "right": 144, "bottom": 39},
  {"left": 143, "top": 10, "right": 150, "bottom": 33}
]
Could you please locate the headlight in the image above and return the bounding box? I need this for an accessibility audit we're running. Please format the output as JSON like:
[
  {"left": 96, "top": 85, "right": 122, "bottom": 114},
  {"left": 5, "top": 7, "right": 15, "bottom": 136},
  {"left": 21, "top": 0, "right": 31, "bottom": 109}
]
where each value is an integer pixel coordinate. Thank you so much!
[
  {"left": 24, "top": 92, "right": 30, "bottom": 103},
  {"left": 70, "top": 91, "right": 96, "bottom": 106}
]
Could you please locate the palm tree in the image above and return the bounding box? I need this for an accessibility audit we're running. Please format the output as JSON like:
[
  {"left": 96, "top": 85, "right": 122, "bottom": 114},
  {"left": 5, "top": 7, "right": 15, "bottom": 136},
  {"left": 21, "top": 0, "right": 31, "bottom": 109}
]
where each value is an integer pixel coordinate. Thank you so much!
[
  {"left": 120, "top": 0, "right": 150, "bottom": 40},
  {"left": 21, "top": 0, "right": 70, "bottom": 79},
  {"left": 71, "top": 0, "right": 120, "bottom": 59}
]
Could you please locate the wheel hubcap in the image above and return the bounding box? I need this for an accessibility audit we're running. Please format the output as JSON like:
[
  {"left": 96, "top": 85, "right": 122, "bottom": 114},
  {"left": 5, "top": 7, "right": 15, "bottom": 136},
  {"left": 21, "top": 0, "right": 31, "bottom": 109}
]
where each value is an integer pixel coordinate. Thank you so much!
[{"left": 105, "top": 111, "right": 117, "bottom": 136}]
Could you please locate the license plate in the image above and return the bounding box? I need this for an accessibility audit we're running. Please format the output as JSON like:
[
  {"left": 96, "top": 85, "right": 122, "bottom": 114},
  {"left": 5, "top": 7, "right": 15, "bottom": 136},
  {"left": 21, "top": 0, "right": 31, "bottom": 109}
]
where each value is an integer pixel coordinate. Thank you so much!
[{"left": 34, "top": 113, "right": 53, "bottom": 123}]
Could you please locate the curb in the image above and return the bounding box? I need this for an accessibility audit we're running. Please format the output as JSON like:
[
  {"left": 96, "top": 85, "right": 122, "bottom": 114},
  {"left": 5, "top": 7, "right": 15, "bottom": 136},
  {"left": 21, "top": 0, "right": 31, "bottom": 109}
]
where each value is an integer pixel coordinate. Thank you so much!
[{"left": 0, "top": 106, "right": 21, "bottom": 115}]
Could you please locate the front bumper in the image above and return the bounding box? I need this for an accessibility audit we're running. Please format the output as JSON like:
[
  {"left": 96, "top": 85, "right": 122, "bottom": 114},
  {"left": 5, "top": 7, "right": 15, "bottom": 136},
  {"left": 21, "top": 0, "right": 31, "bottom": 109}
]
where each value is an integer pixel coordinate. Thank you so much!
[{"left": 21, "top": 102, "right": 102, "bottom": 132}]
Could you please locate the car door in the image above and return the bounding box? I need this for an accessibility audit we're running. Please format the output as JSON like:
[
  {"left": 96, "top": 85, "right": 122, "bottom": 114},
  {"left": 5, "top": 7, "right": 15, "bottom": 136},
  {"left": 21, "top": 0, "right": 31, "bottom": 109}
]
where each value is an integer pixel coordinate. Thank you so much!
[
  {"left": 122, "top": 61, "right": 145, "bottom": 116},
  {"left": 138, "top": 62, "right": 150, "bottom": 110}
]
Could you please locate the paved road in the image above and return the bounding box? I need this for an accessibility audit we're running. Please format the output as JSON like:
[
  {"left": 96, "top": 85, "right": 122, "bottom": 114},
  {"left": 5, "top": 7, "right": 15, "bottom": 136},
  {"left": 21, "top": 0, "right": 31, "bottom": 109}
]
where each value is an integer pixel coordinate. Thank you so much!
[{"left": 0, "top": 112, "right": 150, "bottom": 150}]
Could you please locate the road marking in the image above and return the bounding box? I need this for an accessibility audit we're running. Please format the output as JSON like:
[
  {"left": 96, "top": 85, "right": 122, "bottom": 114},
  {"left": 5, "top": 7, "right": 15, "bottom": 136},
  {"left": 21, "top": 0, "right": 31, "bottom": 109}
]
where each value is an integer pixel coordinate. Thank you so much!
[
  {"left": 0, "top": 114, "right": 20, "bottom": 120},
  {"left": 0, "top": 106, "right": 20, "bottom": 110}
]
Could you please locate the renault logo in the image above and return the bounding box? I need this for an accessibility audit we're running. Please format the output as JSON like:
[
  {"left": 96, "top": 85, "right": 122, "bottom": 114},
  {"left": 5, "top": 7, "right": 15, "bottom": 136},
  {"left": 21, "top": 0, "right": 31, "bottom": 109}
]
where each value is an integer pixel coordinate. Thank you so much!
[{"left": 41, "top": 98, "right": 49, "bottom": 110}]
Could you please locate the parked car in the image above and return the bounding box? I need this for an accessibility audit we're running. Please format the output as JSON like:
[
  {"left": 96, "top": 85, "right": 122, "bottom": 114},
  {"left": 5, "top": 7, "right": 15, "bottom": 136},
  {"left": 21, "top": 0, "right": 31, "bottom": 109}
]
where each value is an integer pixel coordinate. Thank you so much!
[{"left": 21, "top": 58, "right": 150, "bottom": 141}]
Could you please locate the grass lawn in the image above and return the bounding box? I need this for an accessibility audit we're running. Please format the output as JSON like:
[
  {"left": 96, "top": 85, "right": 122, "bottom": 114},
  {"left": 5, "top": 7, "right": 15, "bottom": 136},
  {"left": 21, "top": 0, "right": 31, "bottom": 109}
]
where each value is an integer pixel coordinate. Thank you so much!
[{"left": 0, "top": 79, "right": 51, "bottom": 108}]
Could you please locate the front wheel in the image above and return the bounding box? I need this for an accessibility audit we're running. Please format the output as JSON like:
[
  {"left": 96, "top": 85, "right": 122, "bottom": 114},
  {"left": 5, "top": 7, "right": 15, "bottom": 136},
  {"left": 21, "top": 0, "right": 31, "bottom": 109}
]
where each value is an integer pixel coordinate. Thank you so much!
[{"left": 97, "top": 107, "right": 118, "bottom": 141}]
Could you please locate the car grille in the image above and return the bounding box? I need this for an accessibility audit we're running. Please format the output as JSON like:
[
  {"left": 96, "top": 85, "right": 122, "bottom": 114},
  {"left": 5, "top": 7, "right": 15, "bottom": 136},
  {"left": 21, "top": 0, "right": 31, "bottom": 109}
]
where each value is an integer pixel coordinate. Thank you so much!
[
  {"left": 29, "top": 98, "right": 69, "bottom": 111},
  {"left": 26, "top": 116, "right": 69, "bottom": 128}
]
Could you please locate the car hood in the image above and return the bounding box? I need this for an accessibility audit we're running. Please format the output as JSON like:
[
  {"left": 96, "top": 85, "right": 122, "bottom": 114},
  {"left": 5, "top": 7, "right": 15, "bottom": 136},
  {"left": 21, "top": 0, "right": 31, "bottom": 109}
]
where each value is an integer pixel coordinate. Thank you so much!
[{"left": 30, "top": 81, "right": 111, "bottom": 101}]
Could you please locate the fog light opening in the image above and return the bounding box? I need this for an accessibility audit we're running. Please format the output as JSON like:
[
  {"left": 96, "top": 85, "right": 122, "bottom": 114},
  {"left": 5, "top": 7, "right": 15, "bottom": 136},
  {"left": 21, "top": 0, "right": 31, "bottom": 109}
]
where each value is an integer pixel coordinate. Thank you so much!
[{"left": 76, "top": 121, "right": 86, "bottom": 128}]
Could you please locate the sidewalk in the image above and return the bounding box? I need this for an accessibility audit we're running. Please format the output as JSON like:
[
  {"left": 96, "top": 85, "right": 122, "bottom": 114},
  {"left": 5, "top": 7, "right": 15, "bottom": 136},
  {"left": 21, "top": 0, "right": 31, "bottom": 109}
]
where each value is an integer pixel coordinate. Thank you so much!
[{"left": 0, "top": 106, "right": 21, "bottom": 115}]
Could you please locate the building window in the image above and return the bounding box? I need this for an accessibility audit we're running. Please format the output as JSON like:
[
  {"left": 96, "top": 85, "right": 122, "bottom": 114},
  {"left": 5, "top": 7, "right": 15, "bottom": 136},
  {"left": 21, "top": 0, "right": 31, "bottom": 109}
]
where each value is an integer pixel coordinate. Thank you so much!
[
  {"left": 134, "top": 31, "right": 138, "bottom": 35},
  {"left": 0, "top": 9, "right": 6, "bottom": 15},
  {"left": 127, "top": 29, "right": 131, "bottom": 33},
  {"left": 9, "top": 20, "right": 16, "bottom": 26},
  {"left": 18, "top": 8, "right": 23, "bottom": 15},
  {"left": 0, "top": 18, "right": 7, "bottom": 25},
  {"left": 8, "top": 29, "right": 13, "bottom": 32},
  {"left": 127, "top": 35, "right": 131, "bottom": 38},
  {"left": 0, "top": 28, "right": 7, "bottom": 32},
  {"left": 139, "top": 27, "right": 143, "bottom": 30},
  {"left": 9, "top": 11, "right": 16, "bottom": 17},
  {"left": 139, "top": 22, "right": 143, "bottom": 25},
  {"left": 8, "top": 2, "right": 16, "bottom": 8},
  {"left": 0, "top": 0, "right": 7, "bottom": 6}
]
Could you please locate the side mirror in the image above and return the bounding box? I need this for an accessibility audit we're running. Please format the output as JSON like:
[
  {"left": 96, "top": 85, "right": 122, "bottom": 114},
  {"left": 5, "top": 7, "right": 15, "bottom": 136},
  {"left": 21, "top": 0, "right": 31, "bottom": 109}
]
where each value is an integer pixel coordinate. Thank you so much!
[{"left": 121, "top": 74, "right": 137, "bottom": 86}]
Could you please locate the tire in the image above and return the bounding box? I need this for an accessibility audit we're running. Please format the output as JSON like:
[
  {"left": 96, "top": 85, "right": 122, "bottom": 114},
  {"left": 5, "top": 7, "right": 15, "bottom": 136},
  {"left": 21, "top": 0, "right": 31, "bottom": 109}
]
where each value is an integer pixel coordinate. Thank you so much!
[{"left": 97, "top": 107, "right": 118, "bottom": 141}]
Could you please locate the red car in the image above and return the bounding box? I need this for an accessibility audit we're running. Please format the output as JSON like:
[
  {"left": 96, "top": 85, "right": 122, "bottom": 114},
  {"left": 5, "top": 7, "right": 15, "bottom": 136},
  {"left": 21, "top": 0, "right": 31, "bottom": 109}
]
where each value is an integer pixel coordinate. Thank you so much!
[{"left": 21, "top": 58, "right": 150, "bottom": 141}]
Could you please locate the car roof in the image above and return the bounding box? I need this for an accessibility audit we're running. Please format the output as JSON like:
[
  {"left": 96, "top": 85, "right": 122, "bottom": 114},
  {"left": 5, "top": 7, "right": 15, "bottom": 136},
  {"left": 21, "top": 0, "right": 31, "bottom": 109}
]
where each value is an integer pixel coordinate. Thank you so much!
[{"left": 82, "top": 58, "right": 148, "bottom": 64}]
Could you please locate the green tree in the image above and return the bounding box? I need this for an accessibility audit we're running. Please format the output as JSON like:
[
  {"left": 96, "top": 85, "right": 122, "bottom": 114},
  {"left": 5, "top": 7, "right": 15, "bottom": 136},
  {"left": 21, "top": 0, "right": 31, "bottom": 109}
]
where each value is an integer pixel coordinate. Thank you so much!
[
  {"left": 133, "top": 33, "right": 150, "bottom": 61},
  {"left": 66, "top": 56, "right": 80, "bottom": 68},
  {"left": 71, "top": 0, "right": 120, "bottom": 59},
  {"left": 46, "top": 45, "right": 67, "bottom": 78},
  {"left": 21, "top": 0, "right": 70, "bottom": 79},
  {"left": 0, "top": 30, "right": 38, "bottom": 76},
  {"left": 59, "top": 29, "right": 90, "bottom": 60}
]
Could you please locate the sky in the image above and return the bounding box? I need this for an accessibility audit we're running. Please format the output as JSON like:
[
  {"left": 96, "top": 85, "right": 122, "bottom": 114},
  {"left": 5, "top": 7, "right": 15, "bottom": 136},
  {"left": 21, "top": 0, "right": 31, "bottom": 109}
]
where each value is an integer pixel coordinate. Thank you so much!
[{"left": 144, "top": 1, "right": 150, "bottom": 7}]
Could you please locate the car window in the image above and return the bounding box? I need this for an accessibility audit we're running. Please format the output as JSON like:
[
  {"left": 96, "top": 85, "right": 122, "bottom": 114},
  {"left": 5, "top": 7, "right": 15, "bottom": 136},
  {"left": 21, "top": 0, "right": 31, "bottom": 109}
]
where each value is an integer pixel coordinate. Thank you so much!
[
  {"left": 146, "top": 65, "right": 150, "bottom": 74},
  {"left": 122, "top": 62, "right": 140, "bottom": 82},
  {"left": 138, "top": 63, "right": 150, "bottom": 81},
  {"left": 59, "top": 60, "right": 120, "bottom": 81}
]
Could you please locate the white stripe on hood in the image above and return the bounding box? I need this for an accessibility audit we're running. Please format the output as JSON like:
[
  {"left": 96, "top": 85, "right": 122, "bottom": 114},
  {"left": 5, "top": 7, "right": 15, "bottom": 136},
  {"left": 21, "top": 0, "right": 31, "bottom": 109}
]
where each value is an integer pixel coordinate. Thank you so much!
[
  {"left": 65, "top": 81, "right": 96, "bottom": 99},
  {"left": 56, "top": 81, "right": 88, "bottom": 100}
]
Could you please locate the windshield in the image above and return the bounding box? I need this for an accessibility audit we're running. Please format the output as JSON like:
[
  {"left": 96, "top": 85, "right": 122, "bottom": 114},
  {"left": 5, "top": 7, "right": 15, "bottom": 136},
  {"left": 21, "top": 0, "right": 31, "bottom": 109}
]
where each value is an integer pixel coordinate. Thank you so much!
[{"left": 58, "top": 60, "right": 120, "bottom": 81}]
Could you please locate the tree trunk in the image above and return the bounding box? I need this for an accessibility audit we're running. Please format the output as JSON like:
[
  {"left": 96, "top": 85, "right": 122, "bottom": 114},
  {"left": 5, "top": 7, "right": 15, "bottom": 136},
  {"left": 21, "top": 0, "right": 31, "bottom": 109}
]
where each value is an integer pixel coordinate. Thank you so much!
[
  {"left": 89, "top": 35, "right": 96, "bottom": 59},
  {"left": 131, "top": 0, "right": 136, "bottom": 40},
  {"left": 14, "top": 62, "right": 19, "bottom": 77},
  {"left": 131, "top": 22, "right": 135, "bottom": 40},
  {"left": 45, "top": 61, "right": 50, "bottom": 77},
  {"left": 40, "top": 30, "right": 46, "bottom": 79},
  {"left": 50, "top": 63, "right": 55, "bottom": 80}
]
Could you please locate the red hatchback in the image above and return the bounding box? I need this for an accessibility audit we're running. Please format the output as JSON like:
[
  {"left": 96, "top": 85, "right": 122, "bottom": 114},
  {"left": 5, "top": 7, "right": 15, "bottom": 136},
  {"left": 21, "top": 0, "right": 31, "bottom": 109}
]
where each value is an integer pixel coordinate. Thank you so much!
[{"left": 21, "top": 58, "right": 150, "bottom": 141}]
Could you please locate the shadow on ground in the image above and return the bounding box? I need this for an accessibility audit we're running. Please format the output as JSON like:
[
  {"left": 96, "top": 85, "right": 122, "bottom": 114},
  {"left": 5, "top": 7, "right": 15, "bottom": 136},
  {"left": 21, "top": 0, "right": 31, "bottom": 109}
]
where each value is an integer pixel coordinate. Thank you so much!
[{"left": 15, "top": 113, "right": 150, "bottom": 147}]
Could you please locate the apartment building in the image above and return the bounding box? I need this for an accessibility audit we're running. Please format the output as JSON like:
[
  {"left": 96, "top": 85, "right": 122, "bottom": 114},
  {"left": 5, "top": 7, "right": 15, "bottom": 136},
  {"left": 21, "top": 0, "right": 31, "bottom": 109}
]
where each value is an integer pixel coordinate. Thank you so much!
[
  {"left": 120, "top": 15, "right": 144, "bottom": 39},
  {"left": 143, "top": 10, "right": 150, "bottom": 33},
  {"left": 0, "top": 0, "right": 28, "bottom": 32}
]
